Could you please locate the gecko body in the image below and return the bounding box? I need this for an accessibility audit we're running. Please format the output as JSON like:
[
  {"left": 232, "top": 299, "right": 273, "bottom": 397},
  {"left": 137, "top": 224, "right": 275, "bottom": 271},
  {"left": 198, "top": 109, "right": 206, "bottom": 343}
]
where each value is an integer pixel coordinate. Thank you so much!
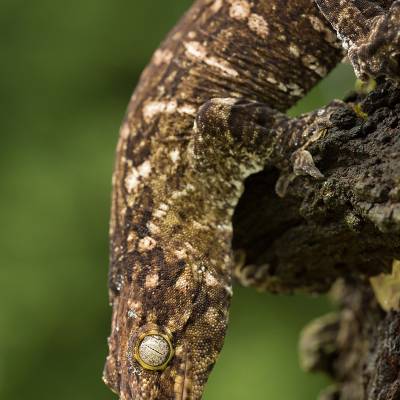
[{"left": 103, "top": 0, "right": 399, "bottom": 399}]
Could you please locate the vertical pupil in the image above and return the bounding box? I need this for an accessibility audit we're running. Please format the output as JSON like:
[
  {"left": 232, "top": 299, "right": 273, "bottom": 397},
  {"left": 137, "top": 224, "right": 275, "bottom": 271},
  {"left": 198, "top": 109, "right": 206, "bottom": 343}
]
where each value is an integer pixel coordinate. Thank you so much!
[{"left": 138, "top": 335, "right": 170, "bottom": 367}]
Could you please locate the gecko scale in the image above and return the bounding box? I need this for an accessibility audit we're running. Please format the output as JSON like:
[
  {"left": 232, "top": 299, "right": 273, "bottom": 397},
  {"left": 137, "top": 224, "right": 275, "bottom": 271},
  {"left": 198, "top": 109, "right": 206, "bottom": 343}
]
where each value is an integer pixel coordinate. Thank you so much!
[{"left": 103, "top": 0, "right": 400, "bottom": 399}]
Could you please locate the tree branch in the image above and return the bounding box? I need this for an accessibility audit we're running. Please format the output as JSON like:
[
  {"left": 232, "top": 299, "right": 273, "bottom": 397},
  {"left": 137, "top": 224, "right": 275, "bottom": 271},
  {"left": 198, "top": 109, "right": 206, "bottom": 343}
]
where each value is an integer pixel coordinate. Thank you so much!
[
  {"left": 233, "top": 81, "right": 400, "bottom": 293},
  {"left": 233, "top": 81, "right": 400, "bottom": 398}
]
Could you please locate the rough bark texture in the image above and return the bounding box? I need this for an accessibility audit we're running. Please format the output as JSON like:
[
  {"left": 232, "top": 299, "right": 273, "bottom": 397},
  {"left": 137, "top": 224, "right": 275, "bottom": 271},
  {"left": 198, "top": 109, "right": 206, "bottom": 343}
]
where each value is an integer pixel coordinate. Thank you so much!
[
  {"left": 233, "top": 81, "right": 400, "bottom": 293},
  {"left": 234, "top": 81, "right": 400, "bottom": 399},
  {"left": 300, "top": 278, "right": 400, "bottom": 400}
]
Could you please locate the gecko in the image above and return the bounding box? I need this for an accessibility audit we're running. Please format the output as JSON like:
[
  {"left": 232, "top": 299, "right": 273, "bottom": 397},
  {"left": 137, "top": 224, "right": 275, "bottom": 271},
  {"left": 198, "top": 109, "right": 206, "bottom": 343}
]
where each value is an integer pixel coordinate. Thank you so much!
[{"left": 103, "top": 1, "right": 400, "bottom": 399}]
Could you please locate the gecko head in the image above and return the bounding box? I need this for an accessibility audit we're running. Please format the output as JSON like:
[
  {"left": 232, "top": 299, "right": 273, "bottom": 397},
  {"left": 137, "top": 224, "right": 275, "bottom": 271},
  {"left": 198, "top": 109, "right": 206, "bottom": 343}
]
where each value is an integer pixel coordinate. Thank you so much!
[{"left": 103, "top": 265, "right": 232, "bottom": 400}]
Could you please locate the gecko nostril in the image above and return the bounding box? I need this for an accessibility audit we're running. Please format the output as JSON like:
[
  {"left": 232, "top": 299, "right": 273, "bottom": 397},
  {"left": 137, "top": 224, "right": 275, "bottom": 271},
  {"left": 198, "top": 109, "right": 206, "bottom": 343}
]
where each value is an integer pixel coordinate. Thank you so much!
[{"left": 134, "top": 330, "right": 174, "bottom": 371}]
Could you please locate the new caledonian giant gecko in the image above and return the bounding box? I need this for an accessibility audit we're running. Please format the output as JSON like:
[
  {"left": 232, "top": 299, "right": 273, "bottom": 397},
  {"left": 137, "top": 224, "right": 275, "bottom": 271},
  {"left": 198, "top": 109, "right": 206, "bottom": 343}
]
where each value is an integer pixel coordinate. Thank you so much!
[{"left": 103, "top": 0, "right": 400, "bottom": 398}]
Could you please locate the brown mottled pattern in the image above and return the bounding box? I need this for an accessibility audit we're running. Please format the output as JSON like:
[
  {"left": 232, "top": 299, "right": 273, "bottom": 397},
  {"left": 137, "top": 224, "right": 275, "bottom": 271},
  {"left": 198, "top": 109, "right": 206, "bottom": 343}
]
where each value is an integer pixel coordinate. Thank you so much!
[
  {"left": 103, "top": 1, "right": 344, "bottom": 399},
  {"left": 316, "top": 0, "right": 400, "bottom": 80}
]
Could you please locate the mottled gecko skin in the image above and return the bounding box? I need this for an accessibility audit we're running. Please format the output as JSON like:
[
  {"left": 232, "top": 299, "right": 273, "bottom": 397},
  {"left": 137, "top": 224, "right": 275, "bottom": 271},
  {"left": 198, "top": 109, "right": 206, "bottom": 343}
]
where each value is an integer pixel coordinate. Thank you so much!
[
  {"left": 316, "top": 0, "right": 400, "bottom": 80},
  {"left": 103, "top": 1, "right": 344, "bottom": 399}
]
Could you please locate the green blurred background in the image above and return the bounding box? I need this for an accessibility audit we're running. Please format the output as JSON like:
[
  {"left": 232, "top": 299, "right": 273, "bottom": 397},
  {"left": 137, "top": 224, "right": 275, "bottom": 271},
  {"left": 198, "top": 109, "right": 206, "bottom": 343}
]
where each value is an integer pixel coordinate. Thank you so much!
[{"left": 0, "top": 1, "right": 355, "bottom": 399}]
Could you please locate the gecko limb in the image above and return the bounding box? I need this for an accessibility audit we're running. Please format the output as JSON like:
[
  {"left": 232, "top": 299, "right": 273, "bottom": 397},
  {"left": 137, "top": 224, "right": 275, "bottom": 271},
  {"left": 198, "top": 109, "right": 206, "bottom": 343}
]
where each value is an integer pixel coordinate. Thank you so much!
[
  {"left": 193, "top": 98, "right": 289, "bottom": 174},
  {"left": 193, "top": 98, "right": 341, "bottom": 179},
  {"left": 316, "top": 0, "right": 400, "bottom": 80}
]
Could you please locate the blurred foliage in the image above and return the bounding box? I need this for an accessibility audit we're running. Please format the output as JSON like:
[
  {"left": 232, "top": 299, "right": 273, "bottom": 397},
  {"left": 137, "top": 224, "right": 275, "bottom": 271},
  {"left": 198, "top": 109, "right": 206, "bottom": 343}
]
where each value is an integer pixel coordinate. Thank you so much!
[{"left": 0, "top": 0, "right": 355, "bottom": 399}]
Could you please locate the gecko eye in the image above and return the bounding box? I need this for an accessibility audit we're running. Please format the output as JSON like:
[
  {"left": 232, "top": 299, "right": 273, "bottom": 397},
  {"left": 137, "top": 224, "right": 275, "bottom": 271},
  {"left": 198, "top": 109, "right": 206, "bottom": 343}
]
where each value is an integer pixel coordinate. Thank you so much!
[{"left": 134, "top": 331, "right": 174, "bottom": 371}]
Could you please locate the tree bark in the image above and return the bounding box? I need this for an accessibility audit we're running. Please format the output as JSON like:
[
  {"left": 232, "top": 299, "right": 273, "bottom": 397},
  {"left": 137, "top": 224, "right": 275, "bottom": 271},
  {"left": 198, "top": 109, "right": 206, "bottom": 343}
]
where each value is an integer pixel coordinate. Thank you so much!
[
  {"left": 233, "top": 81, "right": 400, "bottom": 293},
  {"left": 233, "top": 80, "right": 400, "bottom": 398}
]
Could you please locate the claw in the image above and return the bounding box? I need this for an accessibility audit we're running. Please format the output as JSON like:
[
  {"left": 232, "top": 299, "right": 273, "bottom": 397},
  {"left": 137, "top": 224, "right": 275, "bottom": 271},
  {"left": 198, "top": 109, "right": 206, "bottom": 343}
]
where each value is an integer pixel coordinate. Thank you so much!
[{"left": 292, "top": 149, "right": 324, "bottom": 179}]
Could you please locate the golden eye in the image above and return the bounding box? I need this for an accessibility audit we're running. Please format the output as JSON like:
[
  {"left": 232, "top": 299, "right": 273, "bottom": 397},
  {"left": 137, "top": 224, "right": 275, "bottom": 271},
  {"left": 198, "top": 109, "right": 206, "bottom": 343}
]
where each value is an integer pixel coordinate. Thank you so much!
[{"left": 134, "top": 331, "right": 174, "bottom": 371}]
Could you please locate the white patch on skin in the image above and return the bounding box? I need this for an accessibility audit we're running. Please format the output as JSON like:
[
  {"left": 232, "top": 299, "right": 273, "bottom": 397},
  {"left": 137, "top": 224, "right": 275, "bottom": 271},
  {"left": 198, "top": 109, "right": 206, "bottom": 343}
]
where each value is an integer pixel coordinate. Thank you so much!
[
  {"left": 139, "top": 160, "right": 152, "bottom": 176},
  {"left": 185, "top": 242, "right": 196, "bottom": 253},
  {"left": 143, "top": 99, "right": 196, "bottom": 122},
  {"left": 196, "top": 264, "right": 206, "bottom": 274},
  {"left": 146, "top": 221, "right": 160, "bottom": 235},
  {"left": 138, "top": 236, "right": 157, "bottom": 252},
  {"left": 122, "top": 156, "right": 130, "bottom": 166},
  {"left": 225, "top": 285, "right": 233, "bottom": 296},
  {"left": 275, "top": 81, "right": 288, "bottom": 93},
  {"left": 153, "top": 209, "right": 167, "bottom": 219},
  {"left": 125, "top": 160, "right": 152, "bottom": 192},
  {"left": 229, "top": 0, "right": 251, "bottom": 21},
  {"left": 289, "top": 43, "right": 300, "bottom": 58},
  {"left": 266, "top": 75, "right": 278, "bottom": 85},
  {"left": 159, "top": 203, "right": 169, "bottom": 211},
  {"left": 177, "top": 104, "right": 197, "bottom": 116},
  {"left": 214, "top": 97, "right": 237, "bottom": 106},
  {"left": 205, "top": 271, "right": 219, "bottom": 286},
  {"left": 216, "top": 222, "right": 233, "bottom": 233},
  {"left": 145, "top": 273, "right": 159, "bottom": 288},
  {"left": 142, "top": 100, "right": 178, "bottom": 123},
  {"left": 170, "top": 190, "right": 185, "bottom": 200},
  {"left": 175, "top": 273, "right": 189, "bottom": 290},
  {"left": 169, "top": 148, "right": 180, "bottom": 163},
  {"left": 127, "top": 231, "right": 135, "bottom": 247},
  {"left": 192, "top": 221, "right": 209, "bottom": 231},
  {"left": 308, "top": 15, "right": 325, "bottom": 32},
  {"left": 184, "top": 41, "right": 238, "bottom": 77},
  {"left": 165, "top": 101, "right": 177, "bottom": 113},
  {"left": 287, "top": 82, "right": 304, "bottom": 97},
  {"left": 184, "top": 41, "right": 207, "bottom": 60},
  {"left": 301, "top": 54, "right": 328, "bottom": 77},
  {"left": 174, "top": 248, "right": 187, "bottom": 258},
  {"left": 143, "top": 101, "right": 169, "bottom": 122},
  {"left": 127, "top": 309, "right": 137, "bottom": 318},
  {"left": 248, "top": 14, "right": 269, "bottom": 39},
  {"left": 211, "top": 0, "right": 223, "bottom": 13},
  {"left": 205, "top": 56, "right": 239, "bottom": 77},
  {"left": 152, "top": 49, "right": 173, "bottom": 66},
  {"left": 205, "top": 307, "right": 219, "bottom": 323},
  {"left": 170, "top": 183, "right": 196, "bottom": 200},
  {"left": 187, "top": 31, "right": 197, "bottom": 39}
]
